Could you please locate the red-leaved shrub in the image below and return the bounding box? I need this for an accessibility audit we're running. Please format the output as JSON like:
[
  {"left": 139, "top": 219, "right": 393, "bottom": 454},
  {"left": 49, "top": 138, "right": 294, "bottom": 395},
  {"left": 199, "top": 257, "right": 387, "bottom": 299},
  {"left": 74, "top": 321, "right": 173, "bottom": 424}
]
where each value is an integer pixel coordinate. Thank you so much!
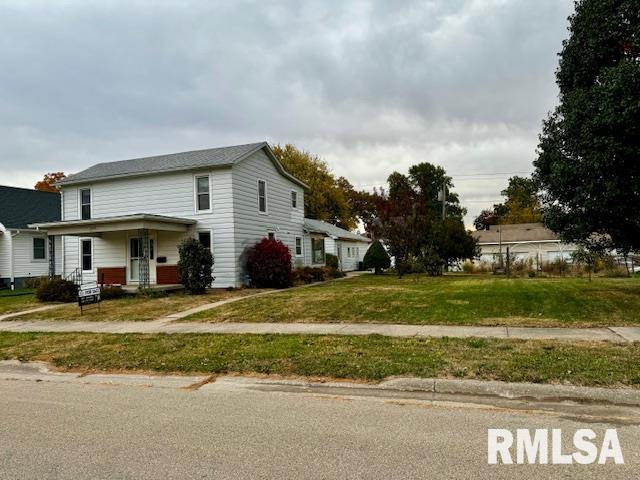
[{"left": 246, "top": 238, "right": 292, "bottom": 288}]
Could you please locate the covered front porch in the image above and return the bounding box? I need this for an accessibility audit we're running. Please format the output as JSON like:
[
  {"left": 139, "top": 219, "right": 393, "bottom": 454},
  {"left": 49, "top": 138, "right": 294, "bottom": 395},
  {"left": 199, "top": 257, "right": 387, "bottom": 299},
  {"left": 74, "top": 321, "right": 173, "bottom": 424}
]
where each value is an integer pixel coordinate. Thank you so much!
[{"left": 30, "top": 214, "right": 196, "bottom": 288}]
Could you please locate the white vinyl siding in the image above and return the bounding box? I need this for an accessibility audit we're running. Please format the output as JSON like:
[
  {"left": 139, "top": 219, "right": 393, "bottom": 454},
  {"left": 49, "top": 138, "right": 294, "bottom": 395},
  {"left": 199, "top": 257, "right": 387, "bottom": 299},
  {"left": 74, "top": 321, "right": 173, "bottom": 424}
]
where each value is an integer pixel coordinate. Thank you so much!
[
  {"left": 9, "top": 232, "right": 60, "bottom": 279},
  {"left": 336, "top": 240, "right": 370, "bottom": 271},
  {"left": 60, "top": 168, "right": 236, "bottom": 287},
  {"left": 0, "top": 233, "right": 11, "bottom": 281},
  {"left": 232, "top": 149, "right": 305, "bottom": 285}
]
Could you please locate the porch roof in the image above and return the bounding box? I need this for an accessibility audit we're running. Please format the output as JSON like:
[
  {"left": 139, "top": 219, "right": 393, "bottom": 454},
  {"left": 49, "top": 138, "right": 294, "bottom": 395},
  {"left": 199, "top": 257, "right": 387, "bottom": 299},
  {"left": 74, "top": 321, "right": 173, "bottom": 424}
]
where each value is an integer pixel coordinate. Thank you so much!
[{"left": 29, "top": 213, "right": 196, "bottom": 236}]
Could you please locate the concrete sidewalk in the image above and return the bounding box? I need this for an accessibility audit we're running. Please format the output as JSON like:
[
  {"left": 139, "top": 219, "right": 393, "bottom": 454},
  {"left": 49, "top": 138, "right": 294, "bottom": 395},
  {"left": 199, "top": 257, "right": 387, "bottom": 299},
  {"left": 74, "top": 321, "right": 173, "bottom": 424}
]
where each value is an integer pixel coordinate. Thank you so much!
[{"left": 1, "top": 318, "right": 639, "bottom": 342}]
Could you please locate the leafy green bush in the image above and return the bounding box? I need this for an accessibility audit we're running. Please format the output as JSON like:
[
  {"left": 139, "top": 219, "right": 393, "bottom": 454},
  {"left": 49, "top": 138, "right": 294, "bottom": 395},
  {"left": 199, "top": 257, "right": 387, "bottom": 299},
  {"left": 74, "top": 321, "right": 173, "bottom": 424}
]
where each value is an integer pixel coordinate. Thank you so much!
[
  {"left": 177, "top": 237, "right": 214, "bottom": 294},
  {"left": 100, "top": 286, "right": 127, "bottom": 300},
  {"left": 292, "top": 266, "right": 343, "bottom": 284},
  {"left": 325, "top": 253, "right": 340, "bottom": 270},
  {"left": 36, "top": 279, "right": 78, "bottom": 303},
  {"left": 363, "top": 240, "right": 390, "bottom": 274}
]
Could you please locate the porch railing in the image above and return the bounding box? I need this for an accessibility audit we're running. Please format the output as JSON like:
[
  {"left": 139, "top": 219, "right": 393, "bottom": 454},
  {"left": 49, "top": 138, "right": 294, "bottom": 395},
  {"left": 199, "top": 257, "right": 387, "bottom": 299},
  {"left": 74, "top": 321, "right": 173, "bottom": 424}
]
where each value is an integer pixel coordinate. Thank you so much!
[{"left": 65, "top": 268, "right": 83, "bottom": 286}]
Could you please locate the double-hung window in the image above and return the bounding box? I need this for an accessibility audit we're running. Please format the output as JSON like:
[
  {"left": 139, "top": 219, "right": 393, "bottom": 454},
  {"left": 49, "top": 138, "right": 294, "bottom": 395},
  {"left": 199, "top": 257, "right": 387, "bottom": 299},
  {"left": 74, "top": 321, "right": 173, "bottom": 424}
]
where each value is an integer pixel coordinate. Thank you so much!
[
  {"left": 33, "top": 237, "right": 46, "bottom": 260},
  {"left": 258, "top": 180, "right": 267, "bottom": 213},
  {"left": 81, "top": 239, "right": 92, "bottom": 272},
  {"left": 80, "top": 188, "right": 91, "bottom": 220},
  {"left": 295, "top": 237, "right": 303, "bottom": 257},
  {"left": 198, "top": 231, "right": 212, "bottom": 250},
  {"left": 195, "top": 175, "right": 211, "bottom": 212},
  {"left": 291, "top": 191, "right": 297, "bottom": 209}
]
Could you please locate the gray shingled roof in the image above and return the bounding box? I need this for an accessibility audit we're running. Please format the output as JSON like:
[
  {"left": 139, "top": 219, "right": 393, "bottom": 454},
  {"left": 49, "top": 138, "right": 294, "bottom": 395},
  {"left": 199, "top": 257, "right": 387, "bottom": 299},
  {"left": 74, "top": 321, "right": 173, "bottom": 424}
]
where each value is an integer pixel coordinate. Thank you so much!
[
  {"left": 472, "top": 223, "right": 559, "bottom": 244},
  {"left": 59, "top": 142, "right": 306, "bottom": 188},
  {"left": 0, "top": 186, "right": 61, "bottom": 229},
  {"left": 304, "top": 218, "right": 371, "bottom": 243}
]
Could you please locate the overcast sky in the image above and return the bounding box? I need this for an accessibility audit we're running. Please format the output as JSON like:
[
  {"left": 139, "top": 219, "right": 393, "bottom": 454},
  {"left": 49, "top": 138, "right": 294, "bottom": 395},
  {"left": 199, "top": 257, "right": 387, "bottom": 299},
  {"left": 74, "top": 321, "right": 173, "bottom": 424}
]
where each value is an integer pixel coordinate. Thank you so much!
[{"left": 0, "top": 0, "right": 574, "bottom": 227}]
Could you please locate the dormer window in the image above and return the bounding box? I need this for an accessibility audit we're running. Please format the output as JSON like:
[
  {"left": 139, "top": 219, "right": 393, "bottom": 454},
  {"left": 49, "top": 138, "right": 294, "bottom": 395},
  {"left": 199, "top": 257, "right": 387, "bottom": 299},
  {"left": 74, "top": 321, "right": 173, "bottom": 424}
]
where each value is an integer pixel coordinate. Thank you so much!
[
  {"left": 195, "top": 175, "right": 211, "bottom": 212},
  {"left": 80, "top": 188, "right": 91, "bottom": 220}
]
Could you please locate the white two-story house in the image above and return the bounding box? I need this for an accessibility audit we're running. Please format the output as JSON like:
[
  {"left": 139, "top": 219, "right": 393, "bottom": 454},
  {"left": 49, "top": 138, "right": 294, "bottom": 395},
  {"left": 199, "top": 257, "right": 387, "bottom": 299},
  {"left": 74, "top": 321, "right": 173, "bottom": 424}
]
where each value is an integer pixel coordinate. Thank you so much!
[{"left": 31, "top": 142, "right": 370, "bottom": 288}]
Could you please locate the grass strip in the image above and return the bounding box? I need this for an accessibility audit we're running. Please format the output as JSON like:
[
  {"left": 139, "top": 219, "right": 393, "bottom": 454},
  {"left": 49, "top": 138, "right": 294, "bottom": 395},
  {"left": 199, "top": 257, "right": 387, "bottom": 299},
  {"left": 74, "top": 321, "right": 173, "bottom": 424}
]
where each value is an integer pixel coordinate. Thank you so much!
[
  {"left": 186, "top": 274, "right": 640, "bottom": 327},
  {"left": 0, "top": 332, "right": 639, "bottom": 387}
]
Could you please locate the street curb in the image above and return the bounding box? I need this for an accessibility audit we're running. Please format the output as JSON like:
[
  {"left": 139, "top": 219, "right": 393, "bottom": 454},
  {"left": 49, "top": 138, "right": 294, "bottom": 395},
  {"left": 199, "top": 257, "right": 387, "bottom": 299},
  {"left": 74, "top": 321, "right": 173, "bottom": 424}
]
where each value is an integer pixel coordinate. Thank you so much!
[
  {"left": 378, "top": 377, "right": 640, "bottom": 407},
  {"left": 1, "top": 360, "right": 639, "bottom": 407}
]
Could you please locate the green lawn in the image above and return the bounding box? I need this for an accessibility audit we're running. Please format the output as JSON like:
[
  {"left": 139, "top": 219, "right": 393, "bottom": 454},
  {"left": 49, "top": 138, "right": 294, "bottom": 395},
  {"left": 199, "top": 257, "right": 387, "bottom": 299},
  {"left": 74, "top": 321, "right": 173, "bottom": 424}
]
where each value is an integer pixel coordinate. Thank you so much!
[
  {"left": 11, "top": 289, "right": 267, "bottom": 322},
  {"left": 0, "top": 332, "right": 639, "bottom": 387},
  {"left": 186, "top": 274, "right": 640, "bottom": 327},
  {"left": 0, "top": 289, "right": 40, "bottom": 315}
]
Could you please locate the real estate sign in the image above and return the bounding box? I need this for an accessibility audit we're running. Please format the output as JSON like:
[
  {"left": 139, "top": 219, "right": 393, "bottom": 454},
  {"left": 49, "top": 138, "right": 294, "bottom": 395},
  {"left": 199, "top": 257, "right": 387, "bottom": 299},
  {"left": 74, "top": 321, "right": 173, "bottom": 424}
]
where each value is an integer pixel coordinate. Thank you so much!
[{"left": 78, "top": 283, "right": 101, "bottom": 311}]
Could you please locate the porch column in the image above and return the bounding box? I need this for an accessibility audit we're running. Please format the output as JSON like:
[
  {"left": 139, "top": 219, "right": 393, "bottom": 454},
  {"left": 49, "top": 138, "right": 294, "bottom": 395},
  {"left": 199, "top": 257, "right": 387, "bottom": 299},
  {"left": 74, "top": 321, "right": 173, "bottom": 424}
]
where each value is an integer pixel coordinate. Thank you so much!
[
  {"left": 48, "top": 236, "right": 56, "bottom": 278},
  {"left": 139, "top": 229, "right": 150, "bottom": 288}
]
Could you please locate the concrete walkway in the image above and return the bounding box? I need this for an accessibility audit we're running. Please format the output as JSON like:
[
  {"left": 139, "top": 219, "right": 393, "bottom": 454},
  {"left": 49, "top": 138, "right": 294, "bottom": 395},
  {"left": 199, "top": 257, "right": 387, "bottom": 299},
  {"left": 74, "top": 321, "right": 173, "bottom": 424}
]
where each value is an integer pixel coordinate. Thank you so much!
[{"left": 0, "top": 319, "right": 639, "bottom": 342}]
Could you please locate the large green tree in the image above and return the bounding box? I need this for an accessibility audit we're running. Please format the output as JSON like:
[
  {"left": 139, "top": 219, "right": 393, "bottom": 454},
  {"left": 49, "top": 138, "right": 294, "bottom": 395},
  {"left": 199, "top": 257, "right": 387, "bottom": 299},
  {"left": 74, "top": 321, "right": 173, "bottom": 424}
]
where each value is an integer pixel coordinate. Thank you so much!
[
  {"left": 374, "top": 163, "right": 476, "bottom": 276},
  {"left": 533, "top": 0, "right": 640, "bottom": 253},
  {"left": 473, "top": 176, "right": 542, "bottom": 230}
]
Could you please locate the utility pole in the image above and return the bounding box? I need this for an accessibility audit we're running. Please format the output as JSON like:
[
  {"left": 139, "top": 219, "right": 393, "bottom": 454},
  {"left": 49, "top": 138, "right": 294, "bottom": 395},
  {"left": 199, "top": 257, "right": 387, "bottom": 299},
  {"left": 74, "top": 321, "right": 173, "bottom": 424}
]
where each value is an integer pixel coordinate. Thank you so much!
[{"left": 438, "top": 182, "right": 447, "bottom": 275}]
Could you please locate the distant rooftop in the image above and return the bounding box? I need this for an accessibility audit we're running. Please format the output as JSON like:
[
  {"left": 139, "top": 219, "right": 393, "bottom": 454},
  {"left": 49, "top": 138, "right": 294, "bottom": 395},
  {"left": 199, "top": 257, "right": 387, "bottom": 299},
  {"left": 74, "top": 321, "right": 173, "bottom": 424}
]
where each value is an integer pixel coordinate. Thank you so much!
[
  {"left": 304, "top": 218, "right": 371, "bottom": 243},
  {"left": 0, "top": 185, "right": 61, "bottom": 230},
  {"left": 472, "top": 222, "right": 560, "bottom": 244}
]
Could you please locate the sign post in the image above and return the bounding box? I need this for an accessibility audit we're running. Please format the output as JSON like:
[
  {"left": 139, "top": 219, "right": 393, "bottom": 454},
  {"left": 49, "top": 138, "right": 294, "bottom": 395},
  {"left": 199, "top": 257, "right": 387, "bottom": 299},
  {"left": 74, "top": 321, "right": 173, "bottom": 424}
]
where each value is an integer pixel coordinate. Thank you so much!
[{"left": 78, "top": 283, "right": 101, "bottom": 314}]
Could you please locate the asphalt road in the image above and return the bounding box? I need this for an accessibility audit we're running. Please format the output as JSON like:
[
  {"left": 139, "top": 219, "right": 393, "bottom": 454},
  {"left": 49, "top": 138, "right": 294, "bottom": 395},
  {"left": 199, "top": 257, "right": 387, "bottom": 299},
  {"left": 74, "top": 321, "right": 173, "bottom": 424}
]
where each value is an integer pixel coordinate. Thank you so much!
[{"left": 1, "top": 378, "right": 639, "bottom": 479}]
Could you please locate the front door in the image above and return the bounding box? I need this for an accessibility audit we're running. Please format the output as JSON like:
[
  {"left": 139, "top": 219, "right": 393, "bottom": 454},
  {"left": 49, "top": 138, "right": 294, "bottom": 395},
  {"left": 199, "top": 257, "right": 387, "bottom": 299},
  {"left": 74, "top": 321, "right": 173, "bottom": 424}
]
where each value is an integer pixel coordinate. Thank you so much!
[{"left": 128, "top": 235, "right": 156, "bottom": 283}]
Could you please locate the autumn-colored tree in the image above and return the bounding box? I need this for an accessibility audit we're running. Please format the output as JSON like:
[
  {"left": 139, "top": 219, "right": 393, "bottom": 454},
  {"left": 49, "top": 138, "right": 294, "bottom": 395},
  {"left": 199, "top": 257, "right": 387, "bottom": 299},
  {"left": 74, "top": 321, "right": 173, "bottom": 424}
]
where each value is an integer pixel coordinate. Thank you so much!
[
  {"left": 34, "top": 172, "right": 66, "bottom": 192},
  {"left": 272, "top": 144, "right": 356, "bottom": 229},
  {"left": 373, "top": 163, "right": 475, "bottom": 276},
  {"left": 473, "top": 176, "right": 542, "bottom": 230}
]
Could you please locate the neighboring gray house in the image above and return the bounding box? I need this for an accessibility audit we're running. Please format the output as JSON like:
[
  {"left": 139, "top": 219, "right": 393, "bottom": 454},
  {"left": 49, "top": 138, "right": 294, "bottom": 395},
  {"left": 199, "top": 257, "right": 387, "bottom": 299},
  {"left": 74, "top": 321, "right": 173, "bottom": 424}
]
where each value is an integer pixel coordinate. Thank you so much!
[
  {"left": 302, "top": 218, "right": 371, "bottom": 271},
  {"left": 0, "top": 186, "right": 62, "bottom": 289},
  {"left": 30, "top": 142, "right": 369, "bottom": 289},
  {"left": 472, "top": 223, "right": 577, "bottom": 265}
]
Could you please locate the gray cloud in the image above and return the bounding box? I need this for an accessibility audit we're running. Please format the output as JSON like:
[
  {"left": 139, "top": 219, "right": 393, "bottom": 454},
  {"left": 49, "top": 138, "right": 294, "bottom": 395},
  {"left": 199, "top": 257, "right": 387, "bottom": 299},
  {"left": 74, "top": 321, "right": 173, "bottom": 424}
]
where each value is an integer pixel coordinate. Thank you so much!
[{"left": 0, "top": 0, "right": 573, "bottom": 226}]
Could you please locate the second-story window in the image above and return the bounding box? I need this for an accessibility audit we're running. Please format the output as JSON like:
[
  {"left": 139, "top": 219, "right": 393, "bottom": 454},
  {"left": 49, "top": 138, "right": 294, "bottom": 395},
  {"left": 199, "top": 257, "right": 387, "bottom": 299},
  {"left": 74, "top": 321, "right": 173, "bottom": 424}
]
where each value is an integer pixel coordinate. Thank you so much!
[
  {"left": 291, "top": 191, "right": 297, "bottom": 209},
  {"left": 80, "top": 188, "right": 91, "bottom": 220},
  {"left": 196, "top": 175, "right": 210, "bottom": 212},
  {"left": 258, "top": 180, "right": 267, "bottom": 213}
]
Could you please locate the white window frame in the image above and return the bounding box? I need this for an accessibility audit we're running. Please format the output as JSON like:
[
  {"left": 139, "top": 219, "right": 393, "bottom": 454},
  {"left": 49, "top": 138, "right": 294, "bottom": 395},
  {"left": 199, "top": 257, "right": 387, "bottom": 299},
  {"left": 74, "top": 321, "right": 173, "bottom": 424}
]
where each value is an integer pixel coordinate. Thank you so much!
[
  {"left": 198, "top": 229, "right": 213, "bottom": 250},
  {"left": 32, "top": 236, "right": 47, "bottom": 262},
  {"left": 291, "top": 190, "right": 298, "bottom": 209},
  {"left": 257, "top": 179, "right": 268, "bottom": 214},
  {"left": 80, "top": 238, "right": 94, "bottom": 273},
  {"left": 79, "top": 188, "right": 92, "bottom": 220},
  {"left": 194, "top": 174, "right": 212, "bottom": 213},
  {"left": 295, "top": 236, "right": 303, "bottom": 257},
  {"left": 311, "top": 237, "right": 325, "bottom": 265}
]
